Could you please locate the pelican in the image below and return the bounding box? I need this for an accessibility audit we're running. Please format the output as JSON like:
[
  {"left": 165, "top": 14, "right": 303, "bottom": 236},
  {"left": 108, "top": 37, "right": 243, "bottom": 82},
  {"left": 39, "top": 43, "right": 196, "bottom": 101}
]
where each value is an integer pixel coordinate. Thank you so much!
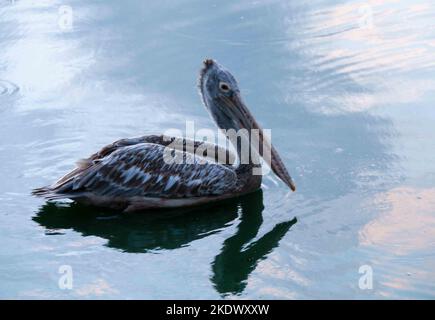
[{"left": 33, "top": 59, "right": 296, "bottom": 212}]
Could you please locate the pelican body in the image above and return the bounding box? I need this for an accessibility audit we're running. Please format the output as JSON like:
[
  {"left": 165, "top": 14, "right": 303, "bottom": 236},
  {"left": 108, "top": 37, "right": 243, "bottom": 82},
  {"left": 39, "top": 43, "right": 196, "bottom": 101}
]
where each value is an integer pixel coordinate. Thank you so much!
[{"left": 33, "top": 59, "right": 295, "bottom": 212}]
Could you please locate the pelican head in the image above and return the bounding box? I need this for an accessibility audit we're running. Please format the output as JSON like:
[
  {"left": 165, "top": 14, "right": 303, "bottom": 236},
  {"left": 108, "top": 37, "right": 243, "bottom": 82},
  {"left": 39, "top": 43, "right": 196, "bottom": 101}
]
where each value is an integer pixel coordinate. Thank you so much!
[{"left": 199, "top": 59, "right": 296, "bottom": 192}]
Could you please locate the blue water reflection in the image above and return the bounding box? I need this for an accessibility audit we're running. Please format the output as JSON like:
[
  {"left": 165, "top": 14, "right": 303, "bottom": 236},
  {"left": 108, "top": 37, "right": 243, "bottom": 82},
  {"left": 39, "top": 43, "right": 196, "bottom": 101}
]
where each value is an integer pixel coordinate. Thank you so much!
[{"left": 0, "top": 0, "right": 434, "bottom": 299}]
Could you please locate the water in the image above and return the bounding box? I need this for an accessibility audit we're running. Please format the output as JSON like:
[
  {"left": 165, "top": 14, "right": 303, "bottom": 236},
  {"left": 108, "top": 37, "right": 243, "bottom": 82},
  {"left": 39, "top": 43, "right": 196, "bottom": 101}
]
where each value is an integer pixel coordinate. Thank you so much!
[{"left": 0, "top": 0, "right": 434, "bottom": 299}]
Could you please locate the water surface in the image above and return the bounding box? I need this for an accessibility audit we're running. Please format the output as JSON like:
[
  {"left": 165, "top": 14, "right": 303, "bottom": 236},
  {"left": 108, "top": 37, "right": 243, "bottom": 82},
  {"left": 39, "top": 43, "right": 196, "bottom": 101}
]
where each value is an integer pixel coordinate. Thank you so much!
[{"left": 0, "top": 0, "right": 434, "bottom": 299}]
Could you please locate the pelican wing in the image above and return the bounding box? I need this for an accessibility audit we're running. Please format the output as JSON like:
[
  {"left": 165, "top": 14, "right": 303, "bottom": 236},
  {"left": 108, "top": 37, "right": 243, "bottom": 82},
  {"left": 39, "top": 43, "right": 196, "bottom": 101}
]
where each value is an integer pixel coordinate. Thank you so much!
[
  {"left": 89, "top": 134, "right": 235, "bottom": 164},
  {"left": 42, "top": 142, "right": 237, "bottom": 199},
  {"left": 51, "top": 134, "right": 236, "bottom": 187}
]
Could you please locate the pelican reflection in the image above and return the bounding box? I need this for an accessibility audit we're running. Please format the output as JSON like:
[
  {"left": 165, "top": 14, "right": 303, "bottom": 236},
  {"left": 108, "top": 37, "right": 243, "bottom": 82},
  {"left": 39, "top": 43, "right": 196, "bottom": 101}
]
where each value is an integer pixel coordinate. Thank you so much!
[{"left": 33, "top": 190, "right": 296, "bottom": 295}]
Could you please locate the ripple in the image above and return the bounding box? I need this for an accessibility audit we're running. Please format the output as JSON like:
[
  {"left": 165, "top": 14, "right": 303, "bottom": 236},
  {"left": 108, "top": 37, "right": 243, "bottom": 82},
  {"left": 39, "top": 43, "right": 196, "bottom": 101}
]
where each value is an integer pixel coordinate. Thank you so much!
[{"left": 0, "top": 80, "right": 19, "bottom": 98}]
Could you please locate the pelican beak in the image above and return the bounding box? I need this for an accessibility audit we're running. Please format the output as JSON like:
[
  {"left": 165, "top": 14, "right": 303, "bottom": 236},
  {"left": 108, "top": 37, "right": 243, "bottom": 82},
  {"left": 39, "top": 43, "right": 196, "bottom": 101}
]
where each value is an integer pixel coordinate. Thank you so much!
[
  {"left": 224, "top": 92, "right": 296, "bottom": 192},
  {"left": 269, "top": 144, "right": 297, "bottom": 191}
]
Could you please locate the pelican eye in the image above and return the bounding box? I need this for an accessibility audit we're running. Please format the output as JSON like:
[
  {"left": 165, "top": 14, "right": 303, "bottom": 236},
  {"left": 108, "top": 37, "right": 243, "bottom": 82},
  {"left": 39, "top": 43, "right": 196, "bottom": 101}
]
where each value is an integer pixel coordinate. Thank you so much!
[{"left": 219, "top": 82, "right": 231, "bottom": 92}]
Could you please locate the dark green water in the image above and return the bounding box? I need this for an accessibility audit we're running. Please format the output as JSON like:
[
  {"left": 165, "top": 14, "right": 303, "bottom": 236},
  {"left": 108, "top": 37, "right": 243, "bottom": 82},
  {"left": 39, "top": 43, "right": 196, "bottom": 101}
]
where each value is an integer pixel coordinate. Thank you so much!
[{"left": 0, "top": 0, "right": 434, "bottom": 299}]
